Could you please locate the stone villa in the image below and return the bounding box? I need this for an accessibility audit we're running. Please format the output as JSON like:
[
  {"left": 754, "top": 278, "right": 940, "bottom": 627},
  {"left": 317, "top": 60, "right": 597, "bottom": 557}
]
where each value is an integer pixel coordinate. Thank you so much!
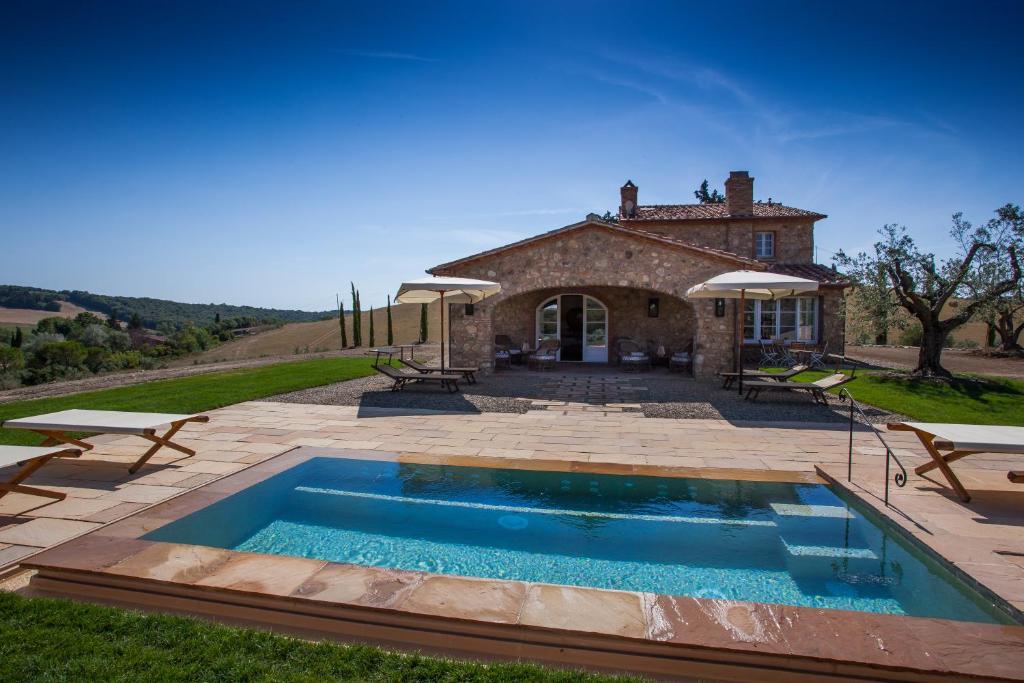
[{"left": 431, "top": 171, "right": 847, "bottom": 377}]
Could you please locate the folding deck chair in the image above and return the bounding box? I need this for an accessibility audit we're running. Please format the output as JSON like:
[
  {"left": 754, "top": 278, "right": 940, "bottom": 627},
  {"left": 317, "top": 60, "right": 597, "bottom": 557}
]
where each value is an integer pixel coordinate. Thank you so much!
[
  {"left": 743, "top": 372, "right": 855, "bottom": 404},
  {"left": 0, "top": 445, "right": 83, "bottom": 501},
  {"left": 1, "top": 409, "right": 210, "bottom": 474}
]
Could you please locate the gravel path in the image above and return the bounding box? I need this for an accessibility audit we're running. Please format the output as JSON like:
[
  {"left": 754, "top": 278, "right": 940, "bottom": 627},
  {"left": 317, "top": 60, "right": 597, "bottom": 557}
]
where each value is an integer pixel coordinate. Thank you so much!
[{"left": 264, "top": 369, "right": 904, "bottom": 423}]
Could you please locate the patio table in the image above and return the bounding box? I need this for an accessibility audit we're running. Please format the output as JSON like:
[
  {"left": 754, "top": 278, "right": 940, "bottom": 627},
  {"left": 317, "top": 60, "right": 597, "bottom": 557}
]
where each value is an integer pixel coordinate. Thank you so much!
[{"left": 887, "top": 422, "right": 1024, "bottom": 502}]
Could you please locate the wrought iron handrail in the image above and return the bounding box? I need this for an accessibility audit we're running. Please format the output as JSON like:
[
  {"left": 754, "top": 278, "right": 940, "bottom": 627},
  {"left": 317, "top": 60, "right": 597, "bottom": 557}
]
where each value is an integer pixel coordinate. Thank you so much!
[{"left": 839, "top": 387, "right": 907, "bottom": 506}]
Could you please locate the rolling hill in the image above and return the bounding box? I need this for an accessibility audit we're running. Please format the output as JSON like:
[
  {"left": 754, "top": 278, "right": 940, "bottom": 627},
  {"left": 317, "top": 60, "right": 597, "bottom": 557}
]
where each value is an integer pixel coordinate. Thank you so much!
[{"left": 182, "top": 301, "right": 443, "bottom": 363}]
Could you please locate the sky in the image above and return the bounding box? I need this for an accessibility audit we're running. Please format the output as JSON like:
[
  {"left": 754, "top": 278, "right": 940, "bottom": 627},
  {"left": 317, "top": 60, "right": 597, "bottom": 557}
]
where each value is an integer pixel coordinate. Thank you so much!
[{"left": 2, "top": 1, "right": 1022, "bottom": 312}]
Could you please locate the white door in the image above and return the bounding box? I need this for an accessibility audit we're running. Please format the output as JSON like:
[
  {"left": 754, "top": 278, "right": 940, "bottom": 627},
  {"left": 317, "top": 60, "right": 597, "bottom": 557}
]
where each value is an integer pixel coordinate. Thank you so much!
[{"left": 583, "top": 296, "right": 608, "bottom": 362}]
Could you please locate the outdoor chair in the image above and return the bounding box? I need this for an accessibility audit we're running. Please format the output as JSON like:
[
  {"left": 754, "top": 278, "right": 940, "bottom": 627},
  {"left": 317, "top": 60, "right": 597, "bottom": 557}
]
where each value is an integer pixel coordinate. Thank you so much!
[
  {"left": 375, "top": 363, "right": 462, "bottom": 392},
  {"left": 1, "top": 409, "right": 210, "bottom": 474},
  {"left": 494, "top": 335, "right": 523, "bottom": 365},
  {"left": 743, "top": 370, "right": 856, "bottom": 404},
  {"left": 719, "top": 363, "right": 810, "bottom": 389},
  {"left": 400, "top": 357, "right": 477, "bottom": 384},
  {"left": 808, "top": 341, "right": 830, "bottom": 369},
  {"left": 494, "top": 346, "right": 512, "bottom": 369},
  {"left": 618, "top": 339, "right": 651, "bottom": 372},
  {"left": 528, "top": 339, "right": 559, "bottom": 370},
  {"left": 668, "top": 340, "right": 693, "bottom": 374},
  {"left": 758, "top": 339, "right": 782, "bottom": 366}
]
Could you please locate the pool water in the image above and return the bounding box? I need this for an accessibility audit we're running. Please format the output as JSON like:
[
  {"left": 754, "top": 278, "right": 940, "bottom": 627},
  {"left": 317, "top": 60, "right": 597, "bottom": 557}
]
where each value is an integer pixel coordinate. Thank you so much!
[{"left": 146, "top": 457, "right": 1011, "bottom": 624}]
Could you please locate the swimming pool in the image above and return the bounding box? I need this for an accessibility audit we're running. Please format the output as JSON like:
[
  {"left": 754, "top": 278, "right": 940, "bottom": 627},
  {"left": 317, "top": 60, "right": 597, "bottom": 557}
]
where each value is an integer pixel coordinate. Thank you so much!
[{"left": 145, "top": 456, "right": 1010, "bottom": 624}]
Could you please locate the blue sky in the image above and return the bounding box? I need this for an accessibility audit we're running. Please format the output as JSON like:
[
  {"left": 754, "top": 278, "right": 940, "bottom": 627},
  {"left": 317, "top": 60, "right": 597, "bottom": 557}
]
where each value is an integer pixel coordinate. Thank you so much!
[{"left": 2, "top": 1, "right": 1022, "bottom": 311}]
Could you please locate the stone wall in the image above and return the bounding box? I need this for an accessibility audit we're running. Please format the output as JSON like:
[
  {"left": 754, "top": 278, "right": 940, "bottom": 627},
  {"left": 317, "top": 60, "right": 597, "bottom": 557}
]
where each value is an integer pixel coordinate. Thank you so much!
[{"left": 620, "top": 218, "right": 814, "bottom": 263}]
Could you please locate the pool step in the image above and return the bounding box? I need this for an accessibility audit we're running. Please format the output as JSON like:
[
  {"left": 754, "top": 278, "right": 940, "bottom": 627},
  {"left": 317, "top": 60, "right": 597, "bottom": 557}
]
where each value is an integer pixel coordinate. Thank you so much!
[
  {"left": 770, "top": 503, "right": 852, "bottom": 519},
  {"left": 782, "top": 540, "right": 877, "bottom": 560}
]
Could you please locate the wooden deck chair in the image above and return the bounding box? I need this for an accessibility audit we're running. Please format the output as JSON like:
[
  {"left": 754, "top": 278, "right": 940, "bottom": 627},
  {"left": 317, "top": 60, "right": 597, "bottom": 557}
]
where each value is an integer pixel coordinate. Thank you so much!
[
  {"left": 743, "top": 371, "right": 856, "bottom": 404},
  {"left": 0, "top": 445, "right": 82, "bottom": 501},
  {"left": 375, "top": 363, "right": 462, "bottom": 392},
  {"left": 399, "top": 357, "right": 477, "bottom": 384},
  {"left": 719, "top": 364, "right": 810, "bottom": 389}
]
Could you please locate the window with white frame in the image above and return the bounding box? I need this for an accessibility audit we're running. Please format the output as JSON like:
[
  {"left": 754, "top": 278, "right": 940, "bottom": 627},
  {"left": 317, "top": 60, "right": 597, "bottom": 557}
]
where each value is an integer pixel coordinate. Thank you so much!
[
  {"left": 744, "top": 297, "right": 817, "bottom": 341},
  {"left": 755, "top": 231, "right": 774, "bottom": 258}
]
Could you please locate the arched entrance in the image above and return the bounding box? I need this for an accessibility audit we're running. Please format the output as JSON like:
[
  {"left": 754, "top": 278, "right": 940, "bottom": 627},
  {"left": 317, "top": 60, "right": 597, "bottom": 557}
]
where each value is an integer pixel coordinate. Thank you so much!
[{"left": 536, "top": 294, "right": 608, "bottom": 362}]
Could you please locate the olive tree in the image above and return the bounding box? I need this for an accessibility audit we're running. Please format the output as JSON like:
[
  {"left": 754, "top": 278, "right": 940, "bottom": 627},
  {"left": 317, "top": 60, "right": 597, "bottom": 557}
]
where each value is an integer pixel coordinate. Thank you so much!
[
  {"left": 836, "top": 217, "right": 1021, "bottom": 377},
  {"left": 954, "top": 204, "right": 1024, "bottom": 351}
]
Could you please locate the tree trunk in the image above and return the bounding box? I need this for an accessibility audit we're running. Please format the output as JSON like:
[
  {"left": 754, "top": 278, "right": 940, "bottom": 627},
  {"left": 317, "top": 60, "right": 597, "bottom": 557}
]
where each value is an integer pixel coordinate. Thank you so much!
[
  {"left": 914, "top": 320, "right": 952, "bottom": 378},
  {"left": 994, "top": 311, "right": 1023, "bottom": 352}
]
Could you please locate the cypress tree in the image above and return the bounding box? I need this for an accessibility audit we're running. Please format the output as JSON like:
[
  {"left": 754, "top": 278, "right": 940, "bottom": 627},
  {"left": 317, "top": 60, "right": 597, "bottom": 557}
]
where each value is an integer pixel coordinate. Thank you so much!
[
  {"left": 386, "top": 295, "right": 394, "bottom": 346},
  {"left": 368, "top": 306, "right": 375, "bottom": 347},
  {"left": 419, "top": 303, "right": 428, "bottom": 343},
  {"left": 350, "top": 283, "right": 360, "bottom": 347},
  {"left": 337, "top": 293, "right": 347, "bottom": 348},
  {"left": 13, "top": 328, "right": 23, "bottom": 348}
]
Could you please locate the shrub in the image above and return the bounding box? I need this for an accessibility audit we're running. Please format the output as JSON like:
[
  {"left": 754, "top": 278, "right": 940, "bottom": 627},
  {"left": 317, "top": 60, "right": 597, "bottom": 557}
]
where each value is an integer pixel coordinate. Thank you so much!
[
  {"left": 0, "top": 346, "right": 24, "bottom": 373},
  {"left": 107, "top": 350, "right": 144, "bottom": 370},
  {"left": 898, "top": 325, "right": 923, "bottom": 346},
  {"left": 83, "top": 346, "right": 110, "bottom": 373}
]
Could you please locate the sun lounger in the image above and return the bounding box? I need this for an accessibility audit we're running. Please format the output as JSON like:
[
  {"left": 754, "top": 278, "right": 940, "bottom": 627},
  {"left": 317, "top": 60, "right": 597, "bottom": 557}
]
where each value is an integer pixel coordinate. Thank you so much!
[
  {"left": 743, "top": 373, "right": 855, "bottom": 404},
  {"left": 375, "top": 364, "right": 461, "bottom": 392},
  {"left": 0, "top": 445, "right": 82, "bottom": 501},
  {"left": 887, "top": 422, "right": 1024, "bottom": 502},
  {"left": 1, "top": 409, "right": 209, "bottom": 474},
  {"left": 399, "top": 358, "right": 477, "bottom": 384},
  {"left": 719, "top": 364, "right": 810, "bottom": 389}
]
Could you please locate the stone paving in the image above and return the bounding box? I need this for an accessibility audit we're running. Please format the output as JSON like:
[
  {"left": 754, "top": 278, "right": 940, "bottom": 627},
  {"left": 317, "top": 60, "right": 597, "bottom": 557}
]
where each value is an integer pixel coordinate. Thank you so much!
[{"left": 2, "top": 399, "right": 1022, "bottom": 619}]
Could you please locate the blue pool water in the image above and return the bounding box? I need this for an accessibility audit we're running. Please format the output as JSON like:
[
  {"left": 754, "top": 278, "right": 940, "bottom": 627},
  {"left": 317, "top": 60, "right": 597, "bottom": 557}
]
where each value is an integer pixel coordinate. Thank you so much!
[{"left": 145, "top": 457, "right": 1012, "bottom": 624}]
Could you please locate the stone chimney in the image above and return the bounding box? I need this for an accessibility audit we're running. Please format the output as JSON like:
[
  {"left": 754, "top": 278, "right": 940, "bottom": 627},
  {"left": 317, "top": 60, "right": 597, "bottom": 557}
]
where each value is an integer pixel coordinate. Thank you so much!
[
  {"left": 619, "top": 180, "right": 638, "bottom": 218},
  {"left": 725, "top": 171, "right": 754, "bottom": 217}
]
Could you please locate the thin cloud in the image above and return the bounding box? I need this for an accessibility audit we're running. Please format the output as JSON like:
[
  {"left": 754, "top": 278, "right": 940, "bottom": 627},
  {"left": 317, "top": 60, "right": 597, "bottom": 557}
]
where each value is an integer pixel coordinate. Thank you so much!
[
  {"left": 345, "top": 49, "right": 441, "bottom": 63},
  {"left": 443, "top": 228, "right": 530, "bottom": 248}
]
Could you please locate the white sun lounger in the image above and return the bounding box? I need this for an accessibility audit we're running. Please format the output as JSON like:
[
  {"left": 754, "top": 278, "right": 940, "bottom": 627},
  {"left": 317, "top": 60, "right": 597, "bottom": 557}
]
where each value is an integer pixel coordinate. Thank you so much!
[
  {"left": 1, "top": 409, "right": 210, "bottom": 474},
  {"left": 0, "top": 445, "right": 82, "bottom": 501},
  {"left": 887, "top": 422, "right": 1024, "bottom": 502}
]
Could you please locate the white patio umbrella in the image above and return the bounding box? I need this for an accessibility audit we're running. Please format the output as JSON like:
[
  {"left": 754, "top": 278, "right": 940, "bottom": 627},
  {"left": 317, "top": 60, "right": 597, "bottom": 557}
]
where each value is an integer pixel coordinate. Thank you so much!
[
  {"left": 395, "top": 276, "right": 501, "bottom": 372},
  {"left": 685, "top": 270, "right": 818, "bottom": 395}
]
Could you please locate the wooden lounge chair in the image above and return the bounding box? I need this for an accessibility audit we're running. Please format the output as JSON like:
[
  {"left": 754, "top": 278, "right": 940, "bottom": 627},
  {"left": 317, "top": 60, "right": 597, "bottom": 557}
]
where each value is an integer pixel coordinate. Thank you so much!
[
  {"left": 399, "top": 357, "right": 477, "bottom": 384},
  {"left": 743, "top": 372, "right": 855, "bottom": 404},
  {"left": 719, "top": 364, "right": 810, "bottom": 389},
  {"left": 375, "top": 364, "right": 461, "bottom": 392},
  {"left": 1, "top": 409, "right": 210, "bottom": 474},
  {"left": 0, "top": 445, "right": 82, "bottom": 501}
]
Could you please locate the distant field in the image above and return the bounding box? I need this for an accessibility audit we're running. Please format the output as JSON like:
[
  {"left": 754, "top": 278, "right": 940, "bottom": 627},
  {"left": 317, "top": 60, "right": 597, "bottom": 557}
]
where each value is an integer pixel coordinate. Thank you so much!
[
  {"left": 185, "top": 301, "right": 442, "bottom": 363},
  {"left": 0, "top": 301, "right": 101, "bottom": 326}
]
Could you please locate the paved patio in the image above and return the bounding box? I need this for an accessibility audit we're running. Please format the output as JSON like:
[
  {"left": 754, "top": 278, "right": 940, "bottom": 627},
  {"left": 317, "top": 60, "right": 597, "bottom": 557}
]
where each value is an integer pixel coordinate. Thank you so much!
[{"left": 2, "top": 400, "right": 1022, "bottom": 619}]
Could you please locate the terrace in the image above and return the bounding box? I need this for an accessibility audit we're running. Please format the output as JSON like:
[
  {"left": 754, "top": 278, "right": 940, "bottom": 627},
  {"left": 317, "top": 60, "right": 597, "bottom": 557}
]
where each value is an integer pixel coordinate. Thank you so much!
[{"left": 2, "top": 362, "right": 1023, "bottom": 681}]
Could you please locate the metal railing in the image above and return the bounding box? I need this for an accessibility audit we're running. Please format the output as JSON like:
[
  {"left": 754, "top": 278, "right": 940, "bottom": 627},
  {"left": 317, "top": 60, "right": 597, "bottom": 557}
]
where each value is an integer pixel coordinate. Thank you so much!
[{"left": 839, "top": 387, "right": 907, "bottom": 506}]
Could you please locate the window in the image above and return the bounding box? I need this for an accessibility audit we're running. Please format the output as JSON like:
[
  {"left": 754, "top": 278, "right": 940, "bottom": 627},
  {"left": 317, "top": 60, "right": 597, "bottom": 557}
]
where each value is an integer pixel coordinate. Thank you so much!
[
  {"left": 744, "top": 297, "right": 817, "bottom": 342},
  {"left": 538, "top": 299, "right": 558, "bottom": 340},
  {"left": 755, "top": 232, "right": 775, "bottom": 258},
  {"left": 585, "top": 297, "right": 607, "bottom": 347}
]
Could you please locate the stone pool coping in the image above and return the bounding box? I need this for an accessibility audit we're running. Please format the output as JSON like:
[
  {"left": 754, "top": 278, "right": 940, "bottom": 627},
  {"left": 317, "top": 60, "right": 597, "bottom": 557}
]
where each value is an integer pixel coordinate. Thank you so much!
[{"left": 24, "top": 447, "right": 1024, "bottom": 682}]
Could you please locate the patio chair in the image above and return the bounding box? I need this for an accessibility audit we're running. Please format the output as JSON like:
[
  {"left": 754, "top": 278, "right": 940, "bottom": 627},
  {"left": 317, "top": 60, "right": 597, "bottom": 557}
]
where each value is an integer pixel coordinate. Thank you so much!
[
  {"left": 494, "top": 335, "right": 523, "bottom": 365},
  {"left": 400, "top": 357, "right": 477, "bottom": 384},
  {"left": 0, "top": 445, "right": 82, "bottom": 502},
  {"left": 758, "top": 339, "right": 781, "bottom": 366},
  {"left": 494, "top": 346, "right": 512, "bottom": 369},
  {"left": 743, "top": 371, "right": 856, "bottom": 404},
  {"left": 808, "top": 341, "right": 829, "bottom": 369},
  {"left": 528, "top": 339, "right": 559, "bottom": 370},
  {"left": 668, "top": 340, "right": 693, "bottom": 374},
  {"left": 719, "top": 363, "right": 810, "bottom": 389},
  {"left": 375, "top": 363, "right": 462, "bottom": 392},
  {"left": 618, "top": 339, "right": 651, "bottom": 372}
]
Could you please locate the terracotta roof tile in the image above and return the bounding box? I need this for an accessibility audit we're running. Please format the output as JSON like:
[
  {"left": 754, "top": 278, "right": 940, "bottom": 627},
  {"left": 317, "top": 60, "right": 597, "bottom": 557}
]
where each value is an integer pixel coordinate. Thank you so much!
[
  {"left": 766, "top": 262, "right": 849, "bottom": 287},
  {"left": 623, "top": 203, "right": 826, "bottom": 221}
]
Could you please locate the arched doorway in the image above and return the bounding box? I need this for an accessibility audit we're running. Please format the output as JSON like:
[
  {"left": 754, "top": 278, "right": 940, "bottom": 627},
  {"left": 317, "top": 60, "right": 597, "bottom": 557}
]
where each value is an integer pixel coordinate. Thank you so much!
[{"left": 536, "top": 294, "right": 608, "bottom": 362}]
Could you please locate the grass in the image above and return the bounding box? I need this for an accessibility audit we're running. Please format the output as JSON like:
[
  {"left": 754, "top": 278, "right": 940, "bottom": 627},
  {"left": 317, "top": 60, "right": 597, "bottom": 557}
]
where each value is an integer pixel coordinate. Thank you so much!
[
  {"left": 779, "top": 369, "right": 1024, "bottom": 425},
  {"left": 0, "top": 356, "right": 387, "bottom": 446},
  {"left": 0, "top": 592, "right": 635, "bottom": 683}
]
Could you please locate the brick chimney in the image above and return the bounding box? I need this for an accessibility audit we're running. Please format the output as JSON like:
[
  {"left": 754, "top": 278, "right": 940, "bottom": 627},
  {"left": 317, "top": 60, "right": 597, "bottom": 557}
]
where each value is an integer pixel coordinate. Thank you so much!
[
  {"left": 725, "top": 171, "right": 754, "bottom": 217},
  {"left": 619, "top": 180, "right": 638, "bottom": 218}
]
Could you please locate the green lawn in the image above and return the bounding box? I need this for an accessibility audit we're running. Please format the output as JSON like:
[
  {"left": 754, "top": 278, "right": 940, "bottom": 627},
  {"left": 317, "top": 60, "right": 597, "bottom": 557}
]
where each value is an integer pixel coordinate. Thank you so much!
[
  {"left": 784, "top": 369, "right": 1024, "bottom": 425},
  {"left": 0, "top": 356, "right": 386, "bottom": 446},
  {"left": 0, "top": 592, "right": 634, "bottom": 683}
]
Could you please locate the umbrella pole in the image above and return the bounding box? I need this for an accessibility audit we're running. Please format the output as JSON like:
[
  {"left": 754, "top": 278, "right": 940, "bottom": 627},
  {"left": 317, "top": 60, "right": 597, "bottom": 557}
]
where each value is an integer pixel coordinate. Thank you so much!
[
  {"left": 440, "top": 290, "right": 445, "bottom": 373},
  {"left": 738, "top": 289, "right": 745, "bottom": 396}
]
